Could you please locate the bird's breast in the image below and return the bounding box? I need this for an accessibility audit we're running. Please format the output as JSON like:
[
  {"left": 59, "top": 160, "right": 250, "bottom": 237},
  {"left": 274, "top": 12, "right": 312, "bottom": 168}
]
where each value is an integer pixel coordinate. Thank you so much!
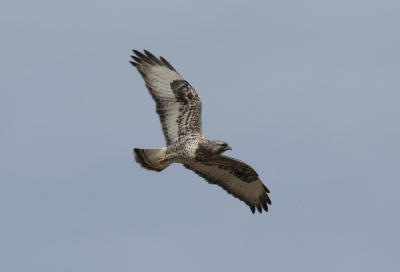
[{"left": 184, "top": 140, "right": 201, "bottom": 159}]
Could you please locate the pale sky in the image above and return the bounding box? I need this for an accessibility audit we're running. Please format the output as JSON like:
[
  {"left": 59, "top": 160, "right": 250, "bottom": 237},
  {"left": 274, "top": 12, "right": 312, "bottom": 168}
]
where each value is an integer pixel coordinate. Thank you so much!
[{"left": 1, "top": 1, "right": 399, "bottom": 271}]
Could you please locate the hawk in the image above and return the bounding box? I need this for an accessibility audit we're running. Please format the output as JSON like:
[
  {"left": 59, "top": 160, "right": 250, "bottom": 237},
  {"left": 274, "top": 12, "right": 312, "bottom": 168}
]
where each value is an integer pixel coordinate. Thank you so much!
[{"left": 130, "top": 50, "right": 271, "bottom": 214}]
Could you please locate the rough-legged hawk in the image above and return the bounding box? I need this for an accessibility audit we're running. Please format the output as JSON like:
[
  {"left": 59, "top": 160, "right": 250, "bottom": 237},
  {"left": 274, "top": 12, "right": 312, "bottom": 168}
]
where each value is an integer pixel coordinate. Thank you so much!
[{"left": 130, "top": 50, "right": 271, "bottom": 214}]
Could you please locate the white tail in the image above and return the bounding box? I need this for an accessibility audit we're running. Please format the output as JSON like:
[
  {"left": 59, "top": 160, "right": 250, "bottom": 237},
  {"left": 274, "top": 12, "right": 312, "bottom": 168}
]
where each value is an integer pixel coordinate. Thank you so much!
[{"left": 133, "top": 148, "right": 170, "bottom": 172}]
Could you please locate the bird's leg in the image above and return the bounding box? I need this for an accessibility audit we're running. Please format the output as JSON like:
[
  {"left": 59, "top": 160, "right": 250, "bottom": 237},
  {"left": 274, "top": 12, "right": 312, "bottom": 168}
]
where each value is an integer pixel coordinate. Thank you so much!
[
  {"left": 159, "top": 153, "right": 172, "bottom": 164},
  {"left": 159, "top": 156, "right": 167, "bottom": 164},
  {"left": 159, "top": 145, "right": 178, "bottom": 164}
]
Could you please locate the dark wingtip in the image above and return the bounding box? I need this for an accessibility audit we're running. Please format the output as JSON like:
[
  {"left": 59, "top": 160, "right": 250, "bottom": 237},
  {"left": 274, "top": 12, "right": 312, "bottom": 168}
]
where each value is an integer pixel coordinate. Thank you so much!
[
  {"left": 129, "top": 61, "right": 138, "bottom": 67},
  {"left": 133, "top": 49, "right": 152, "bottom": 63},
  {"left": 144, "top": 50, "right": 162, "bottom": 65},
  {"left": 256, "top": 204, "right": 262, "bottom": 213},
  {"left": 131, "top": 55, "right": 142, "bottom": 63},
  {"left": 130, "top": 49, "right": 177, "bottom": 71},
  {"left": 263, "top": 184, "right": 270, "bottom": 193},
  {"left": 160, "top": 56, "right": 176, "bottom": 71},
  {"left": 250, "top": 205, "right": 255, "bottom": 214},
  {"left": 266, "top": 195, "right": 272, "bottom": 205},
  {"left": 262, "top": 201, "right": 269, "bottom": 212},
  {"left": 132, "top": 49, "right": 144, "bottom": 57}
]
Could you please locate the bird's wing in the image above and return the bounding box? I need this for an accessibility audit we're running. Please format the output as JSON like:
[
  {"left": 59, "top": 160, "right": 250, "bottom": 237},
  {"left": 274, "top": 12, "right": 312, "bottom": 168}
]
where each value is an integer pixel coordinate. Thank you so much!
[
  {"left": 130, "top": 50, "right": 202, "bottom": 145},
  {"left": 184, "top": 155, "right": 271, "bottom": 213}
]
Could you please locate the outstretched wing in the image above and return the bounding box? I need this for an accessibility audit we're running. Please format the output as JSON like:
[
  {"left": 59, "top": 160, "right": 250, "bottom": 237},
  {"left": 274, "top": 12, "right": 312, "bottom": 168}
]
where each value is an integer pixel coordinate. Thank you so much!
[
  {"left": 130, "top": 50, "right": 202, "bottom": 145},
  {"left": 184, "top": 155, "right": 271, "bottom": 214}
]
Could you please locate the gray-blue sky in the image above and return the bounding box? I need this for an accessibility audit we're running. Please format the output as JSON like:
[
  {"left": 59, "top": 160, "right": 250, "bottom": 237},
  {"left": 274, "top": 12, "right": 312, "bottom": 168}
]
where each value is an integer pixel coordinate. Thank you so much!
[{"left": 1, "top": 0, "right": 399, "bottom": 271}]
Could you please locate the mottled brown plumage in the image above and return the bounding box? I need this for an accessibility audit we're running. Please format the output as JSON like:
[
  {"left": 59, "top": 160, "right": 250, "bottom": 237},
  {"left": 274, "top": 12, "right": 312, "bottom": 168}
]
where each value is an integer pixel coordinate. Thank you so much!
[{"left": 130, "top": 50, "right": 271, "bottom": 214}]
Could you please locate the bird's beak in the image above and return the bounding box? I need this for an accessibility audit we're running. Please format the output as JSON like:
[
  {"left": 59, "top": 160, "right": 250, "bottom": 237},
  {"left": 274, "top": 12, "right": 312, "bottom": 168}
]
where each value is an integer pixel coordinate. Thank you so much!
[{"left": 226, "top": 145, "right": 232, "bottom": 151}]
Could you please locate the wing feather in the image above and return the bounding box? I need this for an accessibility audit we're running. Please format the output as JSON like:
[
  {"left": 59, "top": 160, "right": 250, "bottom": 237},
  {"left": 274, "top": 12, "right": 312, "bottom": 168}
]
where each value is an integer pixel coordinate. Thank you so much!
[
  {"left": 130, "top": 50, "right": 202, "bottom": 145},
  {"left": 184, "top": 155, "right": 271, "bottom": 214}
]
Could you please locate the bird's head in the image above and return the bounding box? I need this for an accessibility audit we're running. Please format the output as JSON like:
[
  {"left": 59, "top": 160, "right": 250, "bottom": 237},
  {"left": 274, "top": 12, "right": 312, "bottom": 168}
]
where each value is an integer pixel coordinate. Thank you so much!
[{"left": 211, "top": 140, "right": 232, "bottom": 154}]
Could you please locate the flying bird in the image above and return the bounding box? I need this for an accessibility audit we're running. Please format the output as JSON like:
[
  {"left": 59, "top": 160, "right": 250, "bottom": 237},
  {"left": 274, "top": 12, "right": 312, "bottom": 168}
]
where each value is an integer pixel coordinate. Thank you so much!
[{"left": 130, "top": 50, "right": 271, "bottom": 214}]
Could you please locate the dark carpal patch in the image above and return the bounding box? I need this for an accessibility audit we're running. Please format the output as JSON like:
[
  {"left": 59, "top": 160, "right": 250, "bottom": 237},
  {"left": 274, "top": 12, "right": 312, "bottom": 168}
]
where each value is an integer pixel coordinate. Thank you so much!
[
  {"left": 184, "top": 160, "right": 271, "bottom": 213},
  {"left": 170, "top": 79, "right": 202, "bottom": 138},
  {"left": 229, "top": 163, "right": 259, "bottom": 183},
  {"left": 131, "top": 50, "right": 202, "bottom": 145},
  {"left": 205, "top": 157, "right": 259, "bottom": 183},
  {"left": 195, "top": 147, "right": 259, "bottom": 183},
  {"left": 170, "top": 80, "right": 199, "bottom": 105}
]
